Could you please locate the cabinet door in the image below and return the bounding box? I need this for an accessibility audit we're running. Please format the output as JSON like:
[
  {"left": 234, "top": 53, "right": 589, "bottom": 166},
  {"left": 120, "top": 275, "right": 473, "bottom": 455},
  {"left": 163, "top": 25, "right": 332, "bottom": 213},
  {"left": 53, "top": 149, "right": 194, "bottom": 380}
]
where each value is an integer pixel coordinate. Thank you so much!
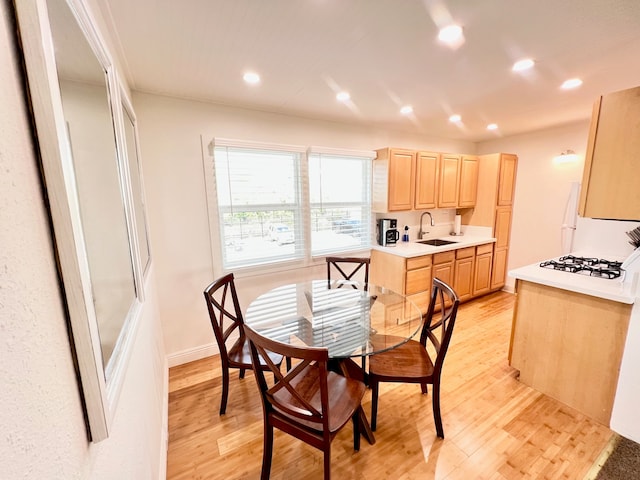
[
  {"left": 388, "top": 149, "right": 416, "bottom": 211},
  {"left": 454, "top": 256, "right": 475, "bottom": 301},
  {"left": 579, "top": 87, "right": 640, "bottom": 220},
  {"left": 405, "top": 266, "right": 432, "bottom": 295},
  {"left": 414, "top": 151, "right": 439, "bottom": 209},
  {"left": 438, "top": 154, "right": 460, "bottom": 208},
  {"left": 497, "top": 154, "right": 517, "bottom": 206},
  {"left": 494, "top": 207, "right": 512, "bottom": 249},
  {"left": 473, "top": 252, "right": 493, "bottom": 296},
  {"left": 491, "top": 248, "right": 508, "bottom": 290},
  {"left": 432, "top": 261, "right": 454, "bottom": 286},
  {"left": 458, "top": 155, "right": 479, "bottom": 208}
]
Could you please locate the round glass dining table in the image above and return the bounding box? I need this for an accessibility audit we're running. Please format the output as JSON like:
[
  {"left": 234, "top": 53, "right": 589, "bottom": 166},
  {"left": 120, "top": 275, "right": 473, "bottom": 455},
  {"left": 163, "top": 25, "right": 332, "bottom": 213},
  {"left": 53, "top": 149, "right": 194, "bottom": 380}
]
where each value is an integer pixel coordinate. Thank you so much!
[
  {"left": 245, "top": 280, "right": 424, "bottom": 445},
  {"left": 244, "top": 280, "right": 424, "bottom": 360}
]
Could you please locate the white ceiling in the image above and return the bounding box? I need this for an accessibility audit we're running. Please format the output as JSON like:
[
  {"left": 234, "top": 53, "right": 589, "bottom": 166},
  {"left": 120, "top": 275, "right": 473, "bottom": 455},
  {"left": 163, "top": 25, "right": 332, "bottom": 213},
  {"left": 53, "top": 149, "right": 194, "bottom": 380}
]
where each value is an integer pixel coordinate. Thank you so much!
[{"left": 97, "top": 0, "right": 640, "bottom": 142}]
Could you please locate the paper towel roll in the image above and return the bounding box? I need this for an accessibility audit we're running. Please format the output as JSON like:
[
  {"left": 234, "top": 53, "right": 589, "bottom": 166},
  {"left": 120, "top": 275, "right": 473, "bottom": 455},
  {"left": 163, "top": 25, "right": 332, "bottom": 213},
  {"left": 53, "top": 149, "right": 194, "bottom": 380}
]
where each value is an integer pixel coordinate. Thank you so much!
[{"left": 454, "top": 215, "right": 461, "bottom": 235}]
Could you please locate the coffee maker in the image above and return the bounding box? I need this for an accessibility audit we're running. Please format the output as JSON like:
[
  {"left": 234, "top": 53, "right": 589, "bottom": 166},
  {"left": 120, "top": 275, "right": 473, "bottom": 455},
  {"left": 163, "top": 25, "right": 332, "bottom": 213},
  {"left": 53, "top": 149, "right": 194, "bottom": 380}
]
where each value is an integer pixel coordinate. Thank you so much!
[{"left": 377, "top": 218, "right": 399, "bottom": 246}]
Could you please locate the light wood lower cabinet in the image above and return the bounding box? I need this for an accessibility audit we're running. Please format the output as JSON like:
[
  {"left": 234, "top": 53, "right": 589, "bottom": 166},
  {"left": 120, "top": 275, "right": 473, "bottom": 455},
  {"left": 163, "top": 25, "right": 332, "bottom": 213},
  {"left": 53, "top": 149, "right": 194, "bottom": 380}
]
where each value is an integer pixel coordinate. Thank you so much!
[
  {"left": 432, "top": 250, "right": 455, "bottom": 286},
  {"left": 510, "top": 280, "right": 632, "bottom": 425},
  {"left": 473, "top": 243, "right": 493, "bottom": 296},
  {"left": 371, "top": 242, "right": 498, "bottom": 313},
  {"left": 453, "top": 247, "right": 475, "bottom": 301}
]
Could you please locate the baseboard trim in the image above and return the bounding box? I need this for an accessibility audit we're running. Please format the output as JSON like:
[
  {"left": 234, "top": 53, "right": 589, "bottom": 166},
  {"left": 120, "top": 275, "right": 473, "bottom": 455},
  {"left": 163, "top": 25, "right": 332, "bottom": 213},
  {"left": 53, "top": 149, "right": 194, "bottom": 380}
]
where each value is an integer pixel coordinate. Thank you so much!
[
  {"left": 158, "top": 356, "right": 169, "bottom": 480},
  {"left": 167, "top": 344, "right": 219, "bottom": 368}
]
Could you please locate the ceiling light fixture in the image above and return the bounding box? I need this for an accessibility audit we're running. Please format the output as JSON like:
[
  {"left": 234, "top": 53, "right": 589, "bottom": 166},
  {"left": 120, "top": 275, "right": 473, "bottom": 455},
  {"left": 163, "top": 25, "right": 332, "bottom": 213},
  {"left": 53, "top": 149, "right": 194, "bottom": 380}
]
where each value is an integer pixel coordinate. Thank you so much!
[
  {"left": 512, "top": 58, "right": 535, "bottom": 72},
  {"left": 438, "top": 24, "right": 464, "bottom": 48},
  {"left": 336, "top": 91, "right": 351, "bottom": 102},
  {"left": 243, "top": 72, "right": 261, "bottom": 84},
  {"left": 449, "top": 114, "right": 461, "bottom": 123},
  {"left": 487, "top": 123, "right": 498, "bottom": 131},
  {"left": 561, "top": 78, "right": 583, "bottom": 90},
  {"left": 400, "top": 105, "right": 413, "bottom": 115}
]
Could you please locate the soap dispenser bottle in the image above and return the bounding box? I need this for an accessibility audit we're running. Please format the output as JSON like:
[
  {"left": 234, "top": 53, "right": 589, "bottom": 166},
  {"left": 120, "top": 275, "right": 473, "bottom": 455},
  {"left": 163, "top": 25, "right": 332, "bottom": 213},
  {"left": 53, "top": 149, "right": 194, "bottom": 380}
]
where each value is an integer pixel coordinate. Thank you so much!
[{"left": 402, "top": 225, "right": 409, "bottom": 242}]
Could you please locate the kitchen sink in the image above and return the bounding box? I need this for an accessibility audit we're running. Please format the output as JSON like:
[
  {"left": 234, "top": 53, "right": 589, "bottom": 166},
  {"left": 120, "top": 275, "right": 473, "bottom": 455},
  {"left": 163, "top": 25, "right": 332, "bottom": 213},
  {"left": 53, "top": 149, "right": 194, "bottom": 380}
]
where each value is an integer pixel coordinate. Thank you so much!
[{"left": 417, "top": 238, "right": 458, "bottom": 246}]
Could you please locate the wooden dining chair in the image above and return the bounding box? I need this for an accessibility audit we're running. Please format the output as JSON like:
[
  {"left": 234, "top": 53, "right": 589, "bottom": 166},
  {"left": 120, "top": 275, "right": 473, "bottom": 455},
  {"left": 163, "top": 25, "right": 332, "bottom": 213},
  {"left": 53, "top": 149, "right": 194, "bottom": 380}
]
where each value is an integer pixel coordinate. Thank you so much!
[
  {"left": 203, "top": 273, "right": 285, "bottom": 415},
  {"left": 325, "top": 256, "right": 370, "bottom": 289},
  {"left": 368, "top": 277, "right": 460, "bottom": 438},
  {"left": 245, "top": 325, "right": 367, "bottom": 480}
]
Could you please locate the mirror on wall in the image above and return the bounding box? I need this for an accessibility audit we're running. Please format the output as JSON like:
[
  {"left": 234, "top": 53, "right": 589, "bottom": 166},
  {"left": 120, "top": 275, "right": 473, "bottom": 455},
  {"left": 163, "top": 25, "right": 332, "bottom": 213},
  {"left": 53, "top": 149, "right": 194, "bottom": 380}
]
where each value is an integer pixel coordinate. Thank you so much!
[
  {"left": 122, "top": 102, "right": 151, "bottom": 277},
  {"left": 50, "top": 0, "right": 137, "bottom": 370},
  {"left": 14, "top": 0, "right": 150, "bottom": 441}
]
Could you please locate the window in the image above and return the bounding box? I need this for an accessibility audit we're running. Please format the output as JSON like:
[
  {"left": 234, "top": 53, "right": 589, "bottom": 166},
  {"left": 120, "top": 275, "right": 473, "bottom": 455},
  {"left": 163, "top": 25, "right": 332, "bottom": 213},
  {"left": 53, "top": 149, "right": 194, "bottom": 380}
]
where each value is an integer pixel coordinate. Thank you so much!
[
  {"left": 308, "top": 149, "right": 372, "bottom": 256},
  {"left": 207, "top": 140, "right": 374, "bottom": 271},
  {"left": 212, "top": 142, "right": 306, "bottom": 269}
]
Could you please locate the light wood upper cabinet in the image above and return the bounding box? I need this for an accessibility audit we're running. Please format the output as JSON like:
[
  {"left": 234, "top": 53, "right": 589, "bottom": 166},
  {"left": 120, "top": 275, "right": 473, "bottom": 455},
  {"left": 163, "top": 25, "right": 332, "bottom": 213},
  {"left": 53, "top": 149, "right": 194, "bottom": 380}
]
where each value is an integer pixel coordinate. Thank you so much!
[
  {"left": 458, "top": 155, "right": 479, "bottom": 208},
  {"left": 579, "top": 86, "right": 640, "bottom": 220},
  {"left": 438, "top": 154, "right": 461, "bottom": 208},
  {"left": 372, "top": 148, "right": 416, "bottom": 212},
  {"left": 497, "top": 154, "right": 517, "bottom": 206},
  {"left": 414, "top": 151, "right": 439, "bottom": 209}
]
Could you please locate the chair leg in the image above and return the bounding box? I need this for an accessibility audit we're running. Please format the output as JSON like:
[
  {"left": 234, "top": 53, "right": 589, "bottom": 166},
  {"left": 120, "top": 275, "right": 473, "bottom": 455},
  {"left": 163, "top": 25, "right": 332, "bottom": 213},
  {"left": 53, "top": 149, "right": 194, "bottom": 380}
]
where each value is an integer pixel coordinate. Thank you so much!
[
  {"left": 220, "top": 367, "right": 229, "bottom": 415},
  {"left": 352, "top": 412, "right": 361, "bottom": 452},
  {"left": 286, "top": 357, "right": 292, "bottom": 371},
  {"left": 370, "top": 379, "right": 379, "bottom": 432},
  {"left": 432, "top": 379, "right": 444, "bottom": 438},
  {"left": 421, "top": 383, "right": 428, "bottom": 394},
  {"left": 323, "top": 444, "right": 331, "bottom": 480},
  {"left": 260, "top": 423, "right": 274, "bottom": 480},
  {"left": 239, "top": 368, "right": 246, "bottom": 379}
]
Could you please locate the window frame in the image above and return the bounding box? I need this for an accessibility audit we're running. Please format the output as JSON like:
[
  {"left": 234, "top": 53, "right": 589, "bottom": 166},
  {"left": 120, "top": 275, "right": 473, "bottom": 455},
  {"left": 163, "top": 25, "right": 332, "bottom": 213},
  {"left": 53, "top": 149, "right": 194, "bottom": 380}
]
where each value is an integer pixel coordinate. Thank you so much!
[{"left": 203, "top": 139, "right": 375, "bottom": 277}]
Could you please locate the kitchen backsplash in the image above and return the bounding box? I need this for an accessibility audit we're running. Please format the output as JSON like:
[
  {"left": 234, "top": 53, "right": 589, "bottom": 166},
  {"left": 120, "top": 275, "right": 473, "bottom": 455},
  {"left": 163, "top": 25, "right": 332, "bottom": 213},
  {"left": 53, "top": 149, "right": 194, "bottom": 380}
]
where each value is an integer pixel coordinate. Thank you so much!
[
  {"left": 374, "top": 209, "right": 494, "bottom": 242},
  {"left": 574, "top": 217, "right": 640, "bottom": 258}
]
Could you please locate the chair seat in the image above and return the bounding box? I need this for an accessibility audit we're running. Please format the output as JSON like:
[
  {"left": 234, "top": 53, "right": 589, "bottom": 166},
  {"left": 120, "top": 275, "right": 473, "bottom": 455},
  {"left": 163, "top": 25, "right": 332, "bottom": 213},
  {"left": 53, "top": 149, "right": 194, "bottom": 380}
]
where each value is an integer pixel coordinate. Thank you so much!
[
  {"left": 272, "top": 365, "right": 366, "bottom": 433},
  {"left": 228, "top": 336, "right": 283, "bottom": 370},
  {"left": 368, "top": 339, "right": 434, "bottom": 382}
]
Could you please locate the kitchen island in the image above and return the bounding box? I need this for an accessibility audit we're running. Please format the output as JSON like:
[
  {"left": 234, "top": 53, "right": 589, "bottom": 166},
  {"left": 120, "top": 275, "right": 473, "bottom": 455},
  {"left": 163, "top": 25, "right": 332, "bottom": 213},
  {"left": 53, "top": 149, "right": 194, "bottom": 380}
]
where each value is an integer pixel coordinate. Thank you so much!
[{"left": 509, "top": 258, "right": 636, "bottom": 426}]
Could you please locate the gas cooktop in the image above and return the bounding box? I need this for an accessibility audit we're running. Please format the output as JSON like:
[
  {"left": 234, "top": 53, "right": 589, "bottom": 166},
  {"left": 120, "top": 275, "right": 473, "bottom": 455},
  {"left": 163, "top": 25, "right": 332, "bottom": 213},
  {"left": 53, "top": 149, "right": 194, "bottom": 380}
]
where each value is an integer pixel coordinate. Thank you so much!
[{"left": 539, "top": 255, "right": 623, "bottom": 279}]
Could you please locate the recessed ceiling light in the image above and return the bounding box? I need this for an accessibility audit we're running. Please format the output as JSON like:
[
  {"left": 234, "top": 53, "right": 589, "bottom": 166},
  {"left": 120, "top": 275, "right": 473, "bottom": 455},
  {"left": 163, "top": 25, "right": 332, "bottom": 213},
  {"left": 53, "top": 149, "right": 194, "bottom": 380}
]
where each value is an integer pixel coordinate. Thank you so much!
[
  {"left": 243, "top": 72, "right": 260, "bottom": 84},
  {"left": 512, "top": 58, "right": 535, "bottom": 72},
  {"left": 400, "top": 105, "right": 413, "bottom": 115},
  {"left": 449, "top": 114, "right": 461, "bottom": 123},
  {"left": 487, "top": 123, "right": 498, "bottom": 130},
  {"left": 561, "top": 78, "right": 583, "bottom": 90},
  {"left": 438, "top": 24, "right": 464, "bottom": 47},
  {"left": 336, "top": 91, "right": 351, "bottom": 102}
]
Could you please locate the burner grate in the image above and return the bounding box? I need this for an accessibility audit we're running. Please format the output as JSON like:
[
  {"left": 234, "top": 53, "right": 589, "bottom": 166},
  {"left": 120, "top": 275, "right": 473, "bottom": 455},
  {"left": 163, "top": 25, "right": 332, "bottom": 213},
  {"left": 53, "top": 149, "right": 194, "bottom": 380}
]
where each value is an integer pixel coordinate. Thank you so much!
[{"left": 540, "top": 256, "right": 622, "bottom": 279}]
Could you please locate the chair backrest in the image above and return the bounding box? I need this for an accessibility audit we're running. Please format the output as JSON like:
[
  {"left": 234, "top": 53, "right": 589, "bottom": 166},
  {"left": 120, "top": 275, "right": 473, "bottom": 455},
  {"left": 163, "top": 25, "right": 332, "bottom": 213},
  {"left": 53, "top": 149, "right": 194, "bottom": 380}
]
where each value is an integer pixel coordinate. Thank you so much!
[
  {"left": 420, "top": 278, "right": 460, "bottom": 373},
  {"left": 326, "top": 256, "right": 370, "bottom": 289},
  {"left": 203, "top": 273, "right": 244, "bottom": 358},
  {"left": 244, "top": 325, "right": 331, "bottom": 432}
]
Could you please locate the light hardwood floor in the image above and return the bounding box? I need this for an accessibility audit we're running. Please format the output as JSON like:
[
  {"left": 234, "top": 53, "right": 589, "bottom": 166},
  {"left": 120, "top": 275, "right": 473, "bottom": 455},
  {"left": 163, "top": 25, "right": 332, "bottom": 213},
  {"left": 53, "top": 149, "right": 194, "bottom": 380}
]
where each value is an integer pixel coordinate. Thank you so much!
[{"left": 167, "top": 291, "right": 612, "bottom": 479}]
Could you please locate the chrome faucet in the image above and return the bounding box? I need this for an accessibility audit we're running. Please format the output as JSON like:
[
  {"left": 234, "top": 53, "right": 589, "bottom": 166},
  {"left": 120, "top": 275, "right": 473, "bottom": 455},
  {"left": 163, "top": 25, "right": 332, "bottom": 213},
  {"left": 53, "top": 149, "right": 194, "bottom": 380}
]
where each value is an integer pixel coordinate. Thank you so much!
[{"left": 418, "top": 211, "right": 435, "bottom": 239}]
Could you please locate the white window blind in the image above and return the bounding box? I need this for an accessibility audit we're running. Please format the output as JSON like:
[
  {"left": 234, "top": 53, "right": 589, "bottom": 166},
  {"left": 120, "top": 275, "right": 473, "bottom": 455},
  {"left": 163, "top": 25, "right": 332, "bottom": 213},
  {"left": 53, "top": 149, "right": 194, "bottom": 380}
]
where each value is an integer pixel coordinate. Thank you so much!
[
  {"left": 308, "top": 148, "right": 373, "bottom": 256},
  {"left": 212, "top": 142, "right": 305, "bottom": 269}
]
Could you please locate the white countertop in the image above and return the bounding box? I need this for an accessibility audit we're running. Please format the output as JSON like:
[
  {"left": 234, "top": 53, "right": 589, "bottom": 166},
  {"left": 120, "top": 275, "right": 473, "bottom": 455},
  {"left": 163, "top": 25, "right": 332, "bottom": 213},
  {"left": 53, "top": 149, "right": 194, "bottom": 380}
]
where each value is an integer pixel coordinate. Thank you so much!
[
  {"left": 509, "top": 259, "right": 638, "bottom": 304},
  {"left": 371, "top": 234, "right": 496, "bottom": 258}
]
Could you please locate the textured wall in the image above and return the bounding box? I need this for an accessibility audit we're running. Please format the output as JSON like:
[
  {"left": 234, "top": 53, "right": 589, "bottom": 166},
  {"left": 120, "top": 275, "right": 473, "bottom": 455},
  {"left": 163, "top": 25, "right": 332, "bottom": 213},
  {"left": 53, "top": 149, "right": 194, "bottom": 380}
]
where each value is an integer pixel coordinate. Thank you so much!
[
  {"left": 1, "top": 2, "right": 167, "bottom": 478},
  {"left": 0, "top": 1, "right": 90, "bottom": 476}
]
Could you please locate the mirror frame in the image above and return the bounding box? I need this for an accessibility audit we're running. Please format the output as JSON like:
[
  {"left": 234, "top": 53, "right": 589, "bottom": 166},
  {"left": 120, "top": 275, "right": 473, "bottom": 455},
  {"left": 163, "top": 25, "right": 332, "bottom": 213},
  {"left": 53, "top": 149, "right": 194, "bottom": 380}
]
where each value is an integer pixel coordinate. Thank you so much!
[{"left": 14, "top": 0, "right": 147, "bottom": 441}]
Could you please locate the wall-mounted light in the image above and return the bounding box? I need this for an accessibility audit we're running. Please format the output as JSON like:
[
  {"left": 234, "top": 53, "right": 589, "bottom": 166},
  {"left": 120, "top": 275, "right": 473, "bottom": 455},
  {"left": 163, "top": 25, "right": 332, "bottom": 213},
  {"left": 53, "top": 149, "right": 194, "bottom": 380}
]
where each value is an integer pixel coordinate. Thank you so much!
[{"left": 553, "top": 149, "right": 580, "bottom": 164}]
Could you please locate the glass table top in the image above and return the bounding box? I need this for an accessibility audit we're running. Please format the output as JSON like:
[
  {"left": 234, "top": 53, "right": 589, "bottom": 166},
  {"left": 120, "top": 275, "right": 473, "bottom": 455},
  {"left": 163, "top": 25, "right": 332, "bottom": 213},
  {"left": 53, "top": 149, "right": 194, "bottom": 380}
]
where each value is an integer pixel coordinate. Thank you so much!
[{"left": 245, "top": 280, "right": 423, "bottom": 359}]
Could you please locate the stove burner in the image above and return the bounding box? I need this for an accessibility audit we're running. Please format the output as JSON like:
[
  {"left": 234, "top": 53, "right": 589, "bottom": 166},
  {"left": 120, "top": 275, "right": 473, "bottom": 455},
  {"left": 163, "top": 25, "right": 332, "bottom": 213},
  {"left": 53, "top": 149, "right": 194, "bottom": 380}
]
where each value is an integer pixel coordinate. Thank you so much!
[{"left": 540, "top": 256, "right": 622, "bottom": 279}]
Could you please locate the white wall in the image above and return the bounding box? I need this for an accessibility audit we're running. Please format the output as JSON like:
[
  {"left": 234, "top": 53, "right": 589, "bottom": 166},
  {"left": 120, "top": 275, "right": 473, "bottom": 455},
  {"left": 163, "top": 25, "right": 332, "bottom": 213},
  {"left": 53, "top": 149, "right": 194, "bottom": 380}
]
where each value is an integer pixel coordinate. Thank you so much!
[
  {"left": 132, "top": 92, "right": 475, "bottom": 363},
  {"left": 477, "top": 121, "right": 590, "bottom": 289},
  {"left": 1, "top": 2, "right": 166, "bottom": 478}
]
